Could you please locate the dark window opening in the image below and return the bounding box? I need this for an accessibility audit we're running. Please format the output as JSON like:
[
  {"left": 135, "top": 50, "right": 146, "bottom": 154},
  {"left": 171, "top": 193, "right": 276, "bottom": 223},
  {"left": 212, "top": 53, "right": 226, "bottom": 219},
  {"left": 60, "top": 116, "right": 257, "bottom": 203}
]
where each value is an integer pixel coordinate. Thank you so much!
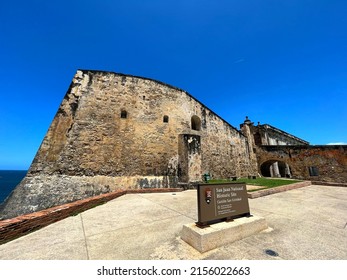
[
  {"left": 191, "top": 115, "right": 201, "bottom": 131},
  {"left": 254, "top": 132, "right": 262, "bottom": 146},
  {"left": 121, "top": 110, "right": 127, "bottom": 119},
  {"left": 308, "top": 166, "right": 319, "bottom": 176},
  {"left": 163, "top": 115, "right": 169, "bottom": 123}
]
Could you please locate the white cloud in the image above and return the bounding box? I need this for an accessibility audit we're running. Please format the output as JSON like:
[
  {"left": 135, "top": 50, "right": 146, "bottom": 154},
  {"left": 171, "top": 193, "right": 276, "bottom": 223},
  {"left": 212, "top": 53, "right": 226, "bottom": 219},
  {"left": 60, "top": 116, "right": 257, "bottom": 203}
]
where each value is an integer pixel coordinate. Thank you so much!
[
  {"left": 326, "top": 142, "right": 347, "bottom": 145},
  {"left": 233, "top": 58, "right": 245, "bottom": 64}
]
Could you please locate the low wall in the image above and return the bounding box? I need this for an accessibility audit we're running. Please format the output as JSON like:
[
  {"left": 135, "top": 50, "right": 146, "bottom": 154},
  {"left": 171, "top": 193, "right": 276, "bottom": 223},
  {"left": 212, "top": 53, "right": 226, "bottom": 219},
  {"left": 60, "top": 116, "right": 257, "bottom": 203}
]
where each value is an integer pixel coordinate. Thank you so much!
[
  {"left": 0, "top": 174, "right": 179, "bottom": 220},
  {"left": 311, "top": 181, "right": 347, "bottom": 187},
  {"left": 0, "top": 188, "right": 182, "bottom": 245},
  {"left": 248, "top": 181, "right": 311, "bottom": 199}
]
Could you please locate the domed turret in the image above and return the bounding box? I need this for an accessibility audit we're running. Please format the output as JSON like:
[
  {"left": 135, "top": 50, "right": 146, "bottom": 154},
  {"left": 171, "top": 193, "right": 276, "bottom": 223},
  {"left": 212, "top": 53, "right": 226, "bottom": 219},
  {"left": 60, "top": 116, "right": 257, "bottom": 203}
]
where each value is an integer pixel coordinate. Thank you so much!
[{"left": 244, "top": 116, "right": 252, "bottom": 125}]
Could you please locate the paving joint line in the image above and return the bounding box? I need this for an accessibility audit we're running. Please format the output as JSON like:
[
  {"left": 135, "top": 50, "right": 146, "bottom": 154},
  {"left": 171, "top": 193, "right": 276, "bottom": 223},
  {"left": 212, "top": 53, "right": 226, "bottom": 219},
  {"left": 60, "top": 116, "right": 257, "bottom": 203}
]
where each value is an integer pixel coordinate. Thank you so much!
[
  {"left": 79, "top": 214, "right": 90, "bottom": 260},
  {"left": 136, "top": 193, "right": 197, "bottom": 221},
  {"left": 84, "top": 214, "right": 184, "bottom": 239}
]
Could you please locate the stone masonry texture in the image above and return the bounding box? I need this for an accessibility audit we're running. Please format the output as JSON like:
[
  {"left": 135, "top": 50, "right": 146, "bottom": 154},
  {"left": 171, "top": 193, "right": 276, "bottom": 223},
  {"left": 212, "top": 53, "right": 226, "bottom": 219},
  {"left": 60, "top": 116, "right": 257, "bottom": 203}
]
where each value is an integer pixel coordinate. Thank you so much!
[
  {"left": 256, "top": 145, "right": 347, "bottom": 183},
  {"left": 240, "top": 118, "right": 347, "bottom": 183},
  {"left": 0, "top": 70, "right": 257, "bottom": 219}
]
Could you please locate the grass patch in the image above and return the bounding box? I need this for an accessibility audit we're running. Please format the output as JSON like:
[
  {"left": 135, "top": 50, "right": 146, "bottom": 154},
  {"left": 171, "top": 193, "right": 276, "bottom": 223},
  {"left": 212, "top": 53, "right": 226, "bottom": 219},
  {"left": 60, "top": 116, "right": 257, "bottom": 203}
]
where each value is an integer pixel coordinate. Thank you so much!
[{"left": 208, "top": 177, "right": 302, "bottom": 191}]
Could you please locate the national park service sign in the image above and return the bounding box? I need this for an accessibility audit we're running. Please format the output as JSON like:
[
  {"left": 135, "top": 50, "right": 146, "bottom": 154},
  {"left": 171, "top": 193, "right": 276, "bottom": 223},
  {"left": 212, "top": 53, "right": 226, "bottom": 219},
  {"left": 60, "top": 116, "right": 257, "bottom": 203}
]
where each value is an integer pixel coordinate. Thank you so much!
[{"left": 197, "top": 183, "right": 251, "bottom": 226}]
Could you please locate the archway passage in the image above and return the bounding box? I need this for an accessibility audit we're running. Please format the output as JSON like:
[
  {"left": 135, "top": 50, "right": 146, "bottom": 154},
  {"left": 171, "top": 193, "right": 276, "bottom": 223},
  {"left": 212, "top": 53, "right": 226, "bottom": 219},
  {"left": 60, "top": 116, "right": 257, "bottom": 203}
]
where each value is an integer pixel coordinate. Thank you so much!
[{"left": 260, "top": 160, "right": 291, "bottom": 178}]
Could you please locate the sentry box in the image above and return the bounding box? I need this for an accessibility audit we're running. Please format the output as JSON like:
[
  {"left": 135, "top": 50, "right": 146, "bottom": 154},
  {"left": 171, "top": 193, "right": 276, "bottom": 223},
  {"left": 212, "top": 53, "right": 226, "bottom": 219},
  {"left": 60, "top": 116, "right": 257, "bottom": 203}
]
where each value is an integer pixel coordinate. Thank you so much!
[{"left": 196, "top": 183, "right": 251, "bottom": 227}]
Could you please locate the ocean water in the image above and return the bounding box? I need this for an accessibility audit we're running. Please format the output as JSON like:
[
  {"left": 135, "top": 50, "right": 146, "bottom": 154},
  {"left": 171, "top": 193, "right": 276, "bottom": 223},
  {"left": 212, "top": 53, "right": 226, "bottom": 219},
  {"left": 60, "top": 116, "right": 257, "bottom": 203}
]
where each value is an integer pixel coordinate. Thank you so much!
[{"left": 0, "top": 170, "right": 27, "bottom": 204}]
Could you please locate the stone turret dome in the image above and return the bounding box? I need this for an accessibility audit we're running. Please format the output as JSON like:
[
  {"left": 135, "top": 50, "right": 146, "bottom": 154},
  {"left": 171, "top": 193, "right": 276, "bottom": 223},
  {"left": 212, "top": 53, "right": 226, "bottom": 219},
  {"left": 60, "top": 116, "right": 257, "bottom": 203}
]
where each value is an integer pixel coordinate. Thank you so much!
[{"left": 244, "top": 116, "right": 252, "bottom": 125}]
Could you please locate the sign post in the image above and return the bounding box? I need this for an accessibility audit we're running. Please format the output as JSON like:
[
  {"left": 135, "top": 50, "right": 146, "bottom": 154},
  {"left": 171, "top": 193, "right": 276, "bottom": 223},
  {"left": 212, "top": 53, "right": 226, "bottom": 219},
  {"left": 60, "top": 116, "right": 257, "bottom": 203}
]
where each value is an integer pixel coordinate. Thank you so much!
[{"left": 196, "top": 183, "right": 251, "bottom": 227}]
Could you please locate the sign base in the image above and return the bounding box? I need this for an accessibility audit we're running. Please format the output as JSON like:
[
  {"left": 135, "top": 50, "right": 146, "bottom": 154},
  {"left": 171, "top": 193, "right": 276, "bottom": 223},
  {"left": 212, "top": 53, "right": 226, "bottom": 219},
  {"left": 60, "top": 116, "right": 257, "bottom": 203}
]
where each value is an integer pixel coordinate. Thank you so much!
[
  {"left": 195, "top": 213, "right": 253, "bottom": 228},
  {"left": 181, "top": 215, "right": 268, "bottom": 253}
]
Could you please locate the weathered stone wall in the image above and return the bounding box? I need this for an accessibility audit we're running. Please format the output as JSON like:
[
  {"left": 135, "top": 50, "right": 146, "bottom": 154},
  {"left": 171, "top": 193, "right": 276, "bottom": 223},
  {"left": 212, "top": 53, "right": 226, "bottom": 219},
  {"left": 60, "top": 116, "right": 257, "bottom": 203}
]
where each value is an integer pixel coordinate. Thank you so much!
[
  {"left": 28, "top": 70, "right": 254, "bottom": 180},
  {"left": 256, "top": 145, "right": 347, "bottom": 183},
  {"left": 239, "top": 120, "right": 261, "bottom": 176},
  {"left": 241, "top": 118, "right": 308, "bottom": 146},
  {"left": 1, "top": 70, "right": 256, "bottom": 219},
  {"left": 261, "top": 127, "right": 308, "bottom": 145}
]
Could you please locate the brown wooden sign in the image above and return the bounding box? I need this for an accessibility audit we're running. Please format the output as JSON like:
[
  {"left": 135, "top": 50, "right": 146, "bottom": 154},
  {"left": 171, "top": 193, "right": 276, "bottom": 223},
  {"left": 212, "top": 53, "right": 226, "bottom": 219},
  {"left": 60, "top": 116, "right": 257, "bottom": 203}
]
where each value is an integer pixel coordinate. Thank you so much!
[{"left": 196, "top": 183, "right": 251, "bottom": 226}]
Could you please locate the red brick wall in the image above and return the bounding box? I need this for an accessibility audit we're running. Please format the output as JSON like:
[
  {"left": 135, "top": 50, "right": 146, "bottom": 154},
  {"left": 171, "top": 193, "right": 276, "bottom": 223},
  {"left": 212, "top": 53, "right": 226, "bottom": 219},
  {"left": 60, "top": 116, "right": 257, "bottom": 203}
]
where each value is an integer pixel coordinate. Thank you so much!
[{"left": 0, "top": 188, "right": 182, "bottom": 245}]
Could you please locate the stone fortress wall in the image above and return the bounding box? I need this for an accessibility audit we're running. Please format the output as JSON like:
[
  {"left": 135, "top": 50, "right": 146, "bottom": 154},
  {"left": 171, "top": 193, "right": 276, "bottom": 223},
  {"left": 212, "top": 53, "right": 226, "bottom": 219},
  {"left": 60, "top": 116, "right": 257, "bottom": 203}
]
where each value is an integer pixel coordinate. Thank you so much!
[
  {"left": 256, "top": 124, "right": 309, "bottom": 146},
  {"left": 0, "top": 70, "right": 257, "bottom": 219},
  {"left": 256, "top": 145, "right": 347, "bottom": 183},
  {"left": 1, "top": 70, "right": 345, "bottom": 220},
  {"left": 241, "top": 117, "right": 347, "bottom": 183}
]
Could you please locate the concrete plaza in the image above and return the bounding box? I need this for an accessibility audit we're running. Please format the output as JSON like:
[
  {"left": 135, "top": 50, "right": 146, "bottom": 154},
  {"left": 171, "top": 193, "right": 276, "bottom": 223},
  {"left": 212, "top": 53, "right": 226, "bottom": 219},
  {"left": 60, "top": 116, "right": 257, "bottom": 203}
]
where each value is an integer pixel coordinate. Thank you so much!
[{"left": 0, "top": 184, "right": 346, "bottom": 260}]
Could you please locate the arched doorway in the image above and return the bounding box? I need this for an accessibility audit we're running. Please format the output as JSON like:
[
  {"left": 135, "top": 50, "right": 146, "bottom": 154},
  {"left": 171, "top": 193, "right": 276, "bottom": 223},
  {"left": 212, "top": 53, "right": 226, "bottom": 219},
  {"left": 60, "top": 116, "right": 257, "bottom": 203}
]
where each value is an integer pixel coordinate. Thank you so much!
[{"left": 260, "top": 160, "right": 292, "bottom": 178}]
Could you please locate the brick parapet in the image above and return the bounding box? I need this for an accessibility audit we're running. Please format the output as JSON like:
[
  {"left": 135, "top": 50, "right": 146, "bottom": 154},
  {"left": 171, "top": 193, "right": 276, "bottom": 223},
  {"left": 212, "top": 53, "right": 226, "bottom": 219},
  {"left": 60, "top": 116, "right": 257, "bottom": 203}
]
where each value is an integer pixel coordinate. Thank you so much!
[
  {"left": 311, "top": 181, "right": 347, "bottom": 187},
  {"left": 248, "top": 181, "right": 312, "bottom": 199},
  {"left": 0, "top": 188, "right": 183, "bottom": 245}
]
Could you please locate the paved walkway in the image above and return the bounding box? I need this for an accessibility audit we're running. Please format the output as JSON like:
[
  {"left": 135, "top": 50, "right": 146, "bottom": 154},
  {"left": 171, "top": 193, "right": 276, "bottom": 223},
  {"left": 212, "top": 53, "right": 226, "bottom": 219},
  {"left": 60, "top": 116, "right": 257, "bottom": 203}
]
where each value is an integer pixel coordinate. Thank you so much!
[{"left": 0, "top": 185, "right": 346, "bottom": 260}]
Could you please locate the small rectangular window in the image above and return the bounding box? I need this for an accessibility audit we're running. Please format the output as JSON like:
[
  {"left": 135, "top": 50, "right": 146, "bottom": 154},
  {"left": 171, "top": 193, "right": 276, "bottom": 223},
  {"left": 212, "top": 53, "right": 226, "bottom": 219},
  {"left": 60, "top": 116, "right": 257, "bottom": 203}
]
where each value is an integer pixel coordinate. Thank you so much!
[
  {"left": 308, "top": 166, "right": 319, "bottom": 176},
  {"left": 121, "top": 110, "right": 127, "bottom": 118},
  {"left": 163, "top": 115, "right": 169, "bottom": 123}
]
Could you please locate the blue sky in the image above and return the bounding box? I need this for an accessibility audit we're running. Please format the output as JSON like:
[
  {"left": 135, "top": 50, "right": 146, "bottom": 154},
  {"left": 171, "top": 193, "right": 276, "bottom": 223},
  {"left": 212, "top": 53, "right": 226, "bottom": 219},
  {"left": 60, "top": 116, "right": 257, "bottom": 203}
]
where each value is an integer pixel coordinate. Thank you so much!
[{"left": 0, "top": 0, "right": 346, "bottom": 170}]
